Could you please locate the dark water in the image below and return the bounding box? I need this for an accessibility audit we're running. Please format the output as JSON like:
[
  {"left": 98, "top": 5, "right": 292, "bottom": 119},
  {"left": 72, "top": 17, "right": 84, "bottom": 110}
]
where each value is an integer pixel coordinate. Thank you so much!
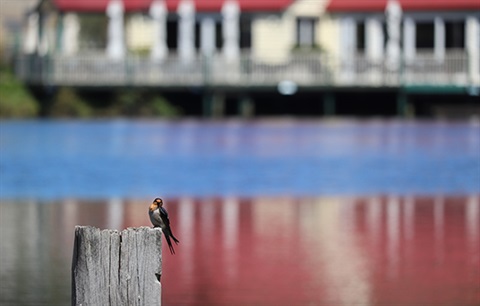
[{"left": 0, "top": 120, "right": 479, "bottom": 305}]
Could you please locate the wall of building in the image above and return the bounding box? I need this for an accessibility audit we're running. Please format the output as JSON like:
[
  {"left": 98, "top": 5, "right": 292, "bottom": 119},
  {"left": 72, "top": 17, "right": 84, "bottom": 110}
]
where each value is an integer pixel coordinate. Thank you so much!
[
  {"left": 126, "top": 14, "right": 154, "bottom": 52},
  {"left": 251, "top": 0, "right": 337, "bottom": 63},
  {"left": 318, "top": 16, "right": 339, "bottom": 61},
  {"left": 252, "top": 13, "right": 294, "bottom": 63}
]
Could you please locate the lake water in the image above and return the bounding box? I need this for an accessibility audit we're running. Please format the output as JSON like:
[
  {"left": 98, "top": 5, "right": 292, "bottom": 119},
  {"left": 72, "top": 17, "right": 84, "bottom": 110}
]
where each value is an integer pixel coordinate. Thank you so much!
[{"left": 0, "top": 120, "right": 479, "bottom": 305}]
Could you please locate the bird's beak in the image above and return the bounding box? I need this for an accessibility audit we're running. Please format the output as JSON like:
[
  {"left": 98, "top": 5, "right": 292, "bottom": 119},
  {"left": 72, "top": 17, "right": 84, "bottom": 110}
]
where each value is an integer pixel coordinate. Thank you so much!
[{"left": 149, "top": 203, "right": 157, "bottom": 211}]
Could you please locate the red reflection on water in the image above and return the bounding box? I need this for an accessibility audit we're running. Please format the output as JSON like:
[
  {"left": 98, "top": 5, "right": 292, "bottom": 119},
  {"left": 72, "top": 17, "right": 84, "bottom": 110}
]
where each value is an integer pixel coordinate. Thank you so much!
[
  {"left": 1, "top": 196, "right": 478, "bottom": 305},
  {"left": 156, "top": 196, "right": 479, "bottom": 306}
]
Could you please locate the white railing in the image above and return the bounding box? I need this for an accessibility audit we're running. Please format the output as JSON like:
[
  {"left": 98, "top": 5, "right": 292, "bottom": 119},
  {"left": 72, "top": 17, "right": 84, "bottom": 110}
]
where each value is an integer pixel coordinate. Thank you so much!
[
  {"left": 14, "top": 51, "right": 477, "bottom": 88},
  {"left": 403, "top": 50, "right": 469, "bottom": 86}
]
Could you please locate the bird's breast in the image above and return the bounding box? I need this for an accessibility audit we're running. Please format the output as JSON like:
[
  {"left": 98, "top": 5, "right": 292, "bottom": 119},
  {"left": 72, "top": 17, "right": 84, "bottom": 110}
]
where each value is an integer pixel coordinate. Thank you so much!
[{"left": 149, "top": 209, "right": 165, "bottom": 228}]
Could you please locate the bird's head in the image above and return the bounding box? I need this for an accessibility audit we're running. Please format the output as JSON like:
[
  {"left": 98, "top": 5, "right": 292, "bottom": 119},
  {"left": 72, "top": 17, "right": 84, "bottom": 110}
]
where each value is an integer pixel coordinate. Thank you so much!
[{"left": 149, "top": 197, "right": 163, "bottom": 211}]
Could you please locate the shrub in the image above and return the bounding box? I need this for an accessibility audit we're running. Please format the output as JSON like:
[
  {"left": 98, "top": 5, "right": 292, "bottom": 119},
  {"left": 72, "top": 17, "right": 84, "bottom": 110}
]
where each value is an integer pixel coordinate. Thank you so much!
[
  {"left": 115, "top": 91, "right": 181, "bottom": 118},
  {"left": 0, "top": 68, "right": 39, "bottom": 118},
  {"left": 49, "top": 87, "right": 92, "bottom": 118},
  {"left": 147, "top": 95, "right": 182, "bottom": 118}
]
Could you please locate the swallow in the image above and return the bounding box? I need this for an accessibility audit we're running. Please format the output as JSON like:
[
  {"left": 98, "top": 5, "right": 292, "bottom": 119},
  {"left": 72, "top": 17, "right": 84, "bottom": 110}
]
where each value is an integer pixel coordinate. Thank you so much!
[{"left": 149, "top": 198, "right": 180, "bottom": 254}]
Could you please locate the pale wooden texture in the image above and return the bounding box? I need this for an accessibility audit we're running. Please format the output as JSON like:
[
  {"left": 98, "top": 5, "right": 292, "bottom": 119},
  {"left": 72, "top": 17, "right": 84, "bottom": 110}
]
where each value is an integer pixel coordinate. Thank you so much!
[{"left": 72, "top": 226, "right": 162, "bottom": 306}]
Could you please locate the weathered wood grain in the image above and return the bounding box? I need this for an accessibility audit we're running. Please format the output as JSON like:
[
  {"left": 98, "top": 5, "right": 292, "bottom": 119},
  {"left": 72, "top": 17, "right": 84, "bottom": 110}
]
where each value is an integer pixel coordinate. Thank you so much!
[{"left": 72, "top": 226, "right": 162, "bottom": 306}]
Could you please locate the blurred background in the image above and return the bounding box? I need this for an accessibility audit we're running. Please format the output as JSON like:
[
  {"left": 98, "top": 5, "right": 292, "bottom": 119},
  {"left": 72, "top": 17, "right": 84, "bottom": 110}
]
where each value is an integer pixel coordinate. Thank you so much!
[{"left": 0, "top": 0, "right": 479, "bottom": 305}]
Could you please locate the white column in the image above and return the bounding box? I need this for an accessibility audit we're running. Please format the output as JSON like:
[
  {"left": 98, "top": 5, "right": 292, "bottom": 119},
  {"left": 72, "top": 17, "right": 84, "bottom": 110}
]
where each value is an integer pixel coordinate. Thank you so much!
[
  {"left": 366, "top": 17, "right": 384, "bottom": 63},
  {"left": 340, "top": 17, "right": 356, "bottom": 60},
  {"left": 63, "top": 13, "right": 80, "bottom": 56},
  {"left": 434, "top": 17, "right": 445, "bottom": 62},
  {"left": 466, "top": 16, "right": 480, "bottom": 84},
  {"left": 340, "top": 17, "right": 356, "bottom": 80},
  {"left": 106, "top": 0, "right": 125, "bottom": 60},
  {"left": 200, "top": 18, "right": 215, "bottom": 56},
  {"left": 385, "top": 0, "right": 402, "bottom": 70},
  {"left": 177, "top": 0, "right": 195, "bottom": 63},
  {"left": 38, "top": 13, "right": 50, "bottom": 55},
  {"left": 403, "top": 17, "right": 416, "bottom": 63},
  {"left": 24, "top": 12, "right": 39, "bottom": 54},
  {"left": 150, "top": 0, "right": 168, "bottom": 61},
  {"left": 222, "top": 0, "right": 240, "bottom": 61}
]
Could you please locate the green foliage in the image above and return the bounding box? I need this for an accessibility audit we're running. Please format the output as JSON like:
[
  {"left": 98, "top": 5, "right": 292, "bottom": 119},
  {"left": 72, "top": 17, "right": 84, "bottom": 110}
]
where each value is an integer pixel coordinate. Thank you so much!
[
  {"left": 115, "top": 91, "right": 181, "bottom": 118},
  {"left": 0, "top": 67, "right": 181, "bottom": 119},
  {"left": 116, "top": 91, "right": 140, "bottom": 115},
  {"left": 50, "top": 87, "right": 92, "bottom": 118},
  {"left": 130, "top": 47, "right": 151, "bottom": 57},
  {"left": 0, "top": 68, "right": 39, "bottom": 118},
  {"left": 150, "top": 96, "right": 182, "bottom": 117},
  {"left": 78, "top": 14, "right": 107, "bottom": 49}
]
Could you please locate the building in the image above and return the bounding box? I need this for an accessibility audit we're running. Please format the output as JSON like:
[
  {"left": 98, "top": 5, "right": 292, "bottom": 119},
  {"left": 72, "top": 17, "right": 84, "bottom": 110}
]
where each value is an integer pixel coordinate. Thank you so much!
[
  {"left": 14, "top": 0, "right": 480, "bottom": 117},
  {"left": 0, "top": 0, "right": 37, "bottom": 60},
  {"left": 22, "top": 0, "right": 295, "bottom": 60},
  {"left": 326, "top": 0, "right": 480, "bottom": 87}
]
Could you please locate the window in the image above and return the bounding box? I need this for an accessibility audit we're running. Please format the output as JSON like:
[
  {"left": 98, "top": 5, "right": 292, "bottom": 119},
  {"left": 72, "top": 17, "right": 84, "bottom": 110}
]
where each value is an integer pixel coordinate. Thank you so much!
[
  {"left": 240, "top": 16, "right": 251, "bottom": 49},
  {"left": 445, "top": 21, "right": 465, "bottom": 49},
  {"left": 78, "top": 14, "right": 107, "bottom": 50},
  {"left": 416, "top": 22, "right": 434, "bottom": 49},
  {"left": 195, "top": 22, "right": 200, "bottom": 50},
  {"left": 166, "top": 20, "right": 178, "bottom": 50},
  {"left": 215, "top": 21, "right": 223, "bottom": 49},
  {"left": 296, "top": 17, "right": 317, "bottom": 47},
  {"left": 195, "top": 18, "right": 223, "bottom": 51},
  {"left": 356, "top": 21, "right": 365, "bottom": 52}
]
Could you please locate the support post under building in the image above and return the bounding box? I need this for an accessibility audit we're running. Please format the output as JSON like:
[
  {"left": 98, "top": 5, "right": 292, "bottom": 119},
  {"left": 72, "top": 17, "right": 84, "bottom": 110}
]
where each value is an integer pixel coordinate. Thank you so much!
[{"left": 324, "top": 92, "right": 336, "bottom": 116}]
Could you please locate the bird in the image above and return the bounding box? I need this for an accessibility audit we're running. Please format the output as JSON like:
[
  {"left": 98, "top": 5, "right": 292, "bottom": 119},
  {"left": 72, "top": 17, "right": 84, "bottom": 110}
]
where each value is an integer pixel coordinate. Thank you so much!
[{"left": 149, "top": 198, "right": 180, "bottom": 254}]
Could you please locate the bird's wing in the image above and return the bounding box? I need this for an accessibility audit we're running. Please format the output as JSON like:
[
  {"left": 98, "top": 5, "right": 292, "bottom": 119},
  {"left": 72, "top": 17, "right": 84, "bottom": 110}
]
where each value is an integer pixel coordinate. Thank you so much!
[{"left": 159, "top": 207, "right": 171, "bottom": 226}]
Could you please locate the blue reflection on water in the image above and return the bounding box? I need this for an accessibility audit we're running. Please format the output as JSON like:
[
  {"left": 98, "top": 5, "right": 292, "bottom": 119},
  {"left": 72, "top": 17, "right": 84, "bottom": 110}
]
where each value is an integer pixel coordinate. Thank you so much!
[{"left": 1, "top": 120, "right": 479, "bottom": 199}]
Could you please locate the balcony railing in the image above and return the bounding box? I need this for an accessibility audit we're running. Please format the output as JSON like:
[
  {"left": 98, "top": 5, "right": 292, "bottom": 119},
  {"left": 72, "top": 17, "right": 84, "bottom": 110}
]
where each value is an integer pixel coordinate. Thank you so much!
[{"left": 15, "top": 51, "right": 478, "bottom": 89}]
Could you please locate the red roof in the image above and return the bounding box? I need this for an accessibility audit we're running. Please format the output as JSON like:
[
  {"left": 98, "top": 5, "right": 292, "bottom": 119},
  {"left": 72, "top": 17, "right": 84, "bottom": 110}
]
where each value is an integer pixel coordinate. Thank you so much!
[
  {"left": 52, "top": 0, "right": 293, "bottom": 12},
  {"left": 327, "top": 0, "right": 480, "bottom": 12}
]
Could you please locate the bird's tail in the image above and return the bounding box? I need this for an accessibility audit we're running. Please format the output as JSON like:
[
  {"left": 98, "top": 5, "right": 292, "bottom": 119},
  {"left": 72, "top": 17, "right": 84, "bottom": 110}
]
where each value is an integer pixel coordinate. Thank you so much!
[
  {"left": 165, "top": 234, "right": 176, "bottom": 255},
  {"left": 171, "top": 233, "right": 180, "bottom": 245}
]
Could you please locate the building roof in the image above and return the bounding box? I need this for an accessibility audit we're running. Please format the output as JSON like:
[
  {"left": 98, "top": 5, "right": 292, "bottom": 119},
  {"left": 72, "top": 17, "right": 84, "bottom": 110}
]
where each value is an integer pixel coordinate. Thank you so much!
[
  {"left": 52, "top": 0, "right": 293, "bottom": 12},
  {"left": 326, "top": 0, "right": 480, "bottom": 12}
]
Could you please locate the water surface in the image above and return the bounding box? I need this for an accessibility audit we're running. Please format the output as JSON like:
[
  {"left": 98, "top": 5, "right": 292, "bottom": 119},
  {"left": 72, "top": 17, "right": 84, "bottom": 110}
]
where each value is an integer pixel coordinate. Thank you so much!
[
  {"left": 1, "top": 120, "right": 479, "bottom": 198},
  {"left": 1, "top": 196, "right": 479, "bottom": 305},
  {"left": 0, "top": 120, "right": 479, "bottom": 305}
]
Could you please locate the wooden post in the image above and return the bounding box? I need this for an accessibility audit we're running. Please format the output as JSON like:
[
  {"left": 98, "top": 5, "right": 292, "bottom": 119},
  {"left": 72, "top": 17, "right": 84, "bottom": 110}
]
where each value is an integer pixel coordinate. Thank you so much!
[
  {"left": 324, "top": 92, "right": 335, "bottom": 117},
  {"left": 238, "top": 95, "right": 254, "bottom": 118},
  {"left": 72, "top": 226, "right": 162, "bottom": 306},
  {"left": 397, "top": 91, "right": 407, "bottom": 118}
]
